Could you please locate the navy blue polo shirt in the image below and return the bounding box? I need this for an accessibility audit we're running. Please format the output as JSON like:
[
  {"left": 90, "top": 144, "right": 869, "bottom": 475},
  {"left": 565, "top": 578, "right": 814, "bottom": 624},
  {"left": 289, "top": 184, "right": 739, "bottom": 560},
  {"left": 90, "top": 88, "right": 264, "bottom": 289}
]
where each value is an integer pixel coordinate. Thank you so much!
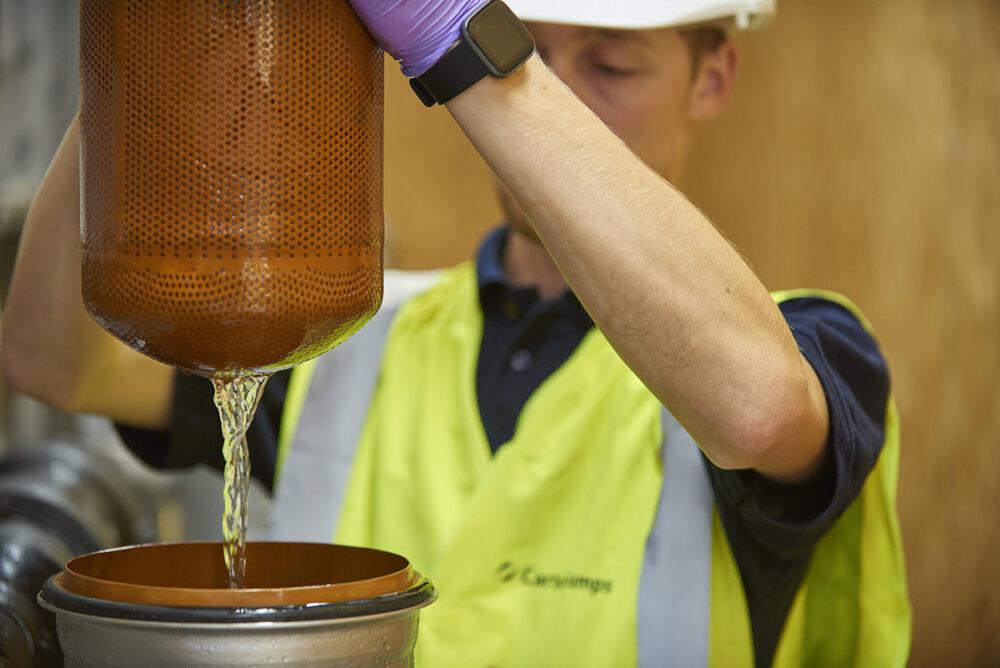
[
  {"left": 119, "top": 224, "right": 889, "bottom": 668},
  {"left": 475, "top": 226, "right": 595, "bottom": 452}
]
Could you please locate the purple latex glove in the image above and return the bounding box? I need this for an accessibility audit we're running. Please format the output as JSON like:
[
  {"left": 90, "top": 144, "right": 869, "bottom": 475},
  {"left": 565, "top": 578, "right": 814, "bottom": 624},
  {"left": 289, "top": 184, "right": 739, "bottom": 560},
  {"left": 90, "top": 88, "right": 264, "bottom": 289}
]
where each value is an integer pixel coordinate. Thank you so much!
[{"left": 349, "top": 0, "right": 486, "bottom": 77}]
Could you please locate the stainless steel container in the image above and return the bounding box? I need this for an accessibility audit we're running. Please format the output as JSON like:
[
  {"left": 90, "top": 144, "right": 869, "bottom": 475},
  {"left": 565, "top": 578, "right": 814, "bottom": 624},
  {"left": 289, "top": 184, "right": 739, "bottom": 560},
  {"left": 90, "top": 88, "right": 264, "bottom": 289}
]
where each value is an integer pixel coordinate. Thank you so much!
[{"left": 38, "top": 542, "right": 436, "bottom": 667}]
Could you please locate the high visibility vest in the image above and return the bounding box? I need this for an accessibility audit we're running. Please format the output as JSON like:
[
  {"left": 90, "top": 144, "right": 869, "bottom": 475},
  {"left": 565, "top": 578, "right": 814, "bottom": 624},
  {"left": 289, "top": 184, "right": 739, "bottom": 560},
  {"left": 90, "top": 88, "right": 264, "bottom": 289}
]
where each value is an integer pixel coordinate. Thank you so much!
[{"left": 271, "top": 265, "right": 911, "bottom": 667}]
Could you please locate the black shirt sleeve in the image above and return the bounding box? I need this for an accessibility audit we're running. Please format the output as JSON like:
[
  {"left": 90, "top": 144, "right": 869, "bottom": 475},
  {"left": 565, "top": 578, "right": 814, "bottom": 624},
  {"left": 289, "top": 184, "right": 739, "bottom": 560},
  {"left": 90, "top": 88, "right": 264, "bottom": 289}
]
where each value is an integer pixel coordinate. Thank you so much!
[
  {"left": 705, "top": 296, "right": 890, "bottom": 668},
  {"left": 115, "top": 369, "right": 291, "bottom": 493}
]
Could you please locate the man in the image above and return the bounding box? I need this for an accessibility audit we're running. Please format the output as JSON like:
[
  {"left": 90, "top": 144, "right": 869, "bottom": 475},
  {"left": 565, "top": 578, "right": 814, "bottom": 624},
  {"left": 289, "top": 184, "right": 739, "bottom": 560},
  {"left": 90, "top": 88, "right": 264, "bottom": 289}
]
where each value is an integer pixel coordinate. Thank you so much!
[{"left": 1, "top": 0, "right": 910, "bottom": 665}]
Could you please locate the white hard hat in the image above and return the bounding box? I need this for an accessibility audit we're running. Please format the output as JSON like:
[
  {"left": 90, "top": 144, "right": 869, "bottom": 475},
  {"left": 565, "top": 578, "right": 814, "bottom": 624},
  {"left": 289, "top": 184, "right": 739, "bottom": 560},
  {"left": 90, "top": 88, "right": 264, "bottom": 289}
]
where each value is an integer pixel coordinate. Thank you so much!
[{"left": 505, "top": 0, "right": 775, "bottom": 30}]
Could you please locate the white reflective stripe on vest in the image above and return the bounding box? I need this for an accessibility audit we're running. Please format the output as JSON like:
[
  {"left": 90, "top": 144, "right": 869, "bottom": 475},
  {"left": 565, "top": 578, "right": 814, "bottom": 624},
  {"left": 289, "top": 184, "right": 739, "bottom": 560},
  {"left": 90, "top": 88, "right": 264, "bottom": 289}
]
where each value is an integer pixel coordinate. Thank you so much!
[
  {"left": 638, "top": 410, "right": 714, "bottom": 667},
  {"left": 270, "top": 276, "right": 714, "bottom": 666},
  {"left": 268, "top": 269, "right": 441, "bottom": 542}
]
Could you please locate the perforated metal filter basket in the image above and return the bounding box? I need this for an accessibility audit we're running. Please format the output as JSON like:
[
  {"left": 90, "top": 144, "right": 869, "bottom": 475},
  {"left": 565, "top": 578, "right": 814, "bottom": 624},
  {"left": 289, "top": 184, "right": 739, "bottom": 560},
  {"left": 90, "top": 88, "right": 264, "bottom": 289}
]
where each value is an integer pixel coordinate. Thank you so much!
[{"left": 79, "top": 0, "right": 384, "bottom": 375}]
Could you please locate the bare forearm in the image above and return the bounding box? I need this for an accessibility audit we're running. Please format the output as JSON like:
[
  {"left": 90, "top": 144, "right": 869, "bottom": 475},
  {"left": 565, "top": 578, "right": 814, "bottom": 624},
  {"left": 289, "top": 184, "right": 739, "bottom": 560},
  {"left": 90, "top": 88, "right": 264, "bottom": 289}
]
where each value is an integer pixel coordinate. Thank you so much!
[
  {"left": 1, "top": 115, "right": 173, "bottom": 429},
  {"left": 447, "top": 56, "right": 828, "bottom": 480}
]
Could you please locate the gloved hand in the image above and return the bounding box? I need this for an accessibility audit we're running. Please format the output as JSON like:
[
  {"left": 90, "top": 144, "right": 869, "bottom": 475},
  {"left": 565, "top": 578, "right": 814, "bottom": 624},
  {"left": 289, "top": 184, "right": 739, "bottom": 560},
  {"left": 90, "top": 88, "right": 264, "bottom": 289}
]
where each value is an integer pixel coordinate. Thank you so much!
[{"left": 348, "top": 0, "right": 486, "bottom": 77}]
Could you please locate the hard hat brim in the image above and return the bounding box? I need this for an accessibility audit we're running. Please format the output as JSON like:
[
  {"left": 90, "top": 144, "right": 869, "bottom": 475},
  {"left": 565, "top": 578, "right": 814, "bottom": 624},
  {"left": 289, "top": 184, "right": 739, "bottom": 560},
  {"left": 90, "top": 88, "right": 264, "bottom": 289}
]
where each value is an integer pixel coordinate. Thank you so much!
[{"left": 505, "top": 0, "right": 776, "bottom": 31}]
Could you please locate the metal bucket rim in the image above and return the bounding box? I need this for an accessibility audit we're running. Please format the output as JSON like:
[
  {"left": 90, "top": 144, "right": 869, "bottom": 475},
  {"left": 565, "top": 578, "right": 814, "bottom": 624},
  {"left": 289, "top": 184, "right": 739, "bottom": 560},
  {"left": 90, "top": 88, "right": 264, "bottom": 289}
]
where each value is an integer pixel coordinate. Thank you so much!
[
  {"left": 60, "top": 541, "right": 419, "bottom": 606},
  {"left": 40, "top": 575, "right": 436, "bottom": 624}
]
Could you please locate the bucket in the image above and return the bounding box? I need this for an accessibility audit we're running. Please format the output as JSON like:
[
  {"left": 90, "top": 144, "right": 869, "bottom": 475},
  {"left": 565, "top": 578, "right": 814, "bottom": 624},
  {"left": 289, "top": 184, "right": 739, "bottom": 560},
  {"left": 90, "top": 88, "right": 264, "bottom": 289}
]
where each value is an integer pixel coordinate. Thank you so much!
[{"left": 38, "top": 542, "right": 435, "bottom": 666}]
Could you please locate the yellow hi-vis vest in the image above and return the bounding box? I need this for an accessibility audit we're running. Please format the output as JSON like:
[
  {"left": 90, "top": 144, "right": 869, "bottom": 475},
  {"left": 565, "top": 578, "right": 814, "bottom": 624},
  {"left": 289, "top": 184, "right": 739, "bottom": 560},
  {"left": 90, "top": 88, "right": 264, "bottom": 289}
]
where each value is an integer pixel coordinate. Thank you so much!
[{"left": 271, "top": 264, "right": 911, "bottom": 667}]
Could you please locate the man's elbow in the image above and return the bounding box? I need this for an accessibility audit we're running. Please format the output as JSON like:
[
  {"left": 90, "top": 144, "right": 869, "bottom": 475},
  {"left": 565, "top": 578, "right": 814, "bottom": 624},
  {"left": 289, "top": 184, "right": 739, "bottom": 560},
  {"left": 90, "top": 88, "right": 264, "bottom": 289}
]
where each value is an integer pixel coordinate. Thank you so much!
[
  {"left": 707, "top": 408, "right": 785, "bottom": 471},
  {"left": 709, "top": 390, "right": 829, "bottom": 479}
]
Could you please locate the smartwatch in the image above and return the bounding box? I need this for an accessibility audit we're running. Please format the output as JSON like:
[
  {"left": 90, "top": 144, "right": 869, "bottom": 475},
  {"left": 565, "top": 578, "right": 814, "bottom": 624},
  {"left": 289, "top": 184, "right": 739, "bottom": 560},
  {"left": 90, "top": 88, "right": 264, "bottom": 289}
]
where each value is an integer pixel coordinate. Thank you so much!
[{"left": 410, "top": 0, "right": 535, "bottom": 107}]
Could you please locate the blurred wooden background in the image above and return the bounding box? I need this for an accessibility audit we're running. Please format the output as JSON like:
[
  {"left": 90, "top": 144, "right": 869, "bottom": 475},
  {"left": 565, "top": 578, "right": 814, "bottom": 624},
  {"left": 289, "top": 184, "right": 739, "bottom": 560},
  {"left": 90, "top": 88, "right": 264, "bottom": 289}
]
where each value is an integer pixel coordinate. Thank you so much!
[{"left": 382, "top": 2, "right": 1000, "bottom": 666}]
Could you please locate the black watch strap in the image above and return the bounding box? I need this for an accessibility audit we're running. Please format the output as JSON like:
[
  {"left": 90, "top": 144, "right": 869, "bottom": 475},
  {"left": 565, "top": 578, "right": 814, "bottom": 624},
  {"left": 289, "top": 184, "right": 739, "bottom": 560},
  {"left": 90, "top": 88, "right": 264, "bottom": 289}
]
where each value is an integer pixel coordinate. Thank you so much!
[
  {"left": 409, "top": 39, "right": 489, "bottom": 107},
  {"left": 409, "top": 0, "right": 534, "bottom": 108}
]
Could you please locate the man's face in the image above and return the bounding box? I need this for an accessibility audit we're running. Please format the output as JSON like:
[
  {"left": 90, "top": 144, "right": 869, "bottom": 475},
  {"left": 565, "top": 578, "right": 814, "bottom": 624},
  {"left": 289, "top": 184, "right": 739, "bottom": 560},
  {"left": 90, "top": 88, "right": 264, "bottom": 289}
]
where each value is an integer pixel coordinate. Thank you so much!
[
  {"left": 497, "top": 22, "right": 721, "bottom": 241},
  {"left": 530, "top": 22, "right": 699, "bottom": 178}
]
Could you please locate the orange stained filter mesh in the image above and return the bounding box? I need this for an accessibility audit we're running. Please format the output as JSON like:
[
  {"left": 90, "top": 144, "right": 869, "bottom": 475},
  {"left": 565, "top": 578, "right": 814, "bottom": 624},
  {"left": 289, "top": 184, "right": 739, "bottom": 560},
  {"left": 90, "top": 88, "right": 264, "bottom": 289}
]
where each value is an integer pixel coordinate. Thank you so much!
[{"left": 79, "top": 0, "right": 384, "bottom": 375}]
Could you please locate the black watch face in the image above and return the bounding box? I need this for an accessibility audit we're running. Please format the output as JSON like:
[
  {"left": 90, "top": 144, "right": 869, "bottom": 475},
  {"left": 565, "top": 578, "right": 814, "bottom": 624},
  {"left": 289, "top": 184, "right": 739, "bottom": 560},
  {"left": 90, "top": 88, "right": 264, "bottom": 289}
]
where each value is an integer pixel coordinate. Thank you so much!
[{"left": 465, "top": 1, "right": 535, "bottom": 76}]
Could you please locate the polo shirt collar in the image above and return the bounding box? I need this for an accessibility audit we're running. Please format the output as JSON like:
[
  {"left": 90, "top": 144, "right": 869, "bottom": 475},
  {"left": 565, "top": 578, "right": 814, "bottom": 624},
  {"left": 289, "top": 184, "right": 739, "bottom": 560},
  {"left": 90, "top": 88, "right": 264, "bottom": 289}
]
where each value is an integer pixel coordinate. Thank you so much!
[{"left": 475, "top": 225, "right": 593, "bottom": 329}]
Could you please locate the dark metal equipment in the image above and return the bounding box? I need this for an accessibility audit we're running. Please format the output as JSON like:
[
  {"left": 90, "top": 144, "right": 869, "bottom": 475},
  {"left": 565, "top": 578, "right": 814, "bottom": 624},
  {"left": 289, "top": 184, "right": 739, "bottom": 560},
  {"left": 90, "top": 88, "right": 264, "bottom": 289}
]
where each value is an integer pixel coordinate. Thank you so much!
[{"left": 0, "top": 442, "right": 153, "bottom": 666}]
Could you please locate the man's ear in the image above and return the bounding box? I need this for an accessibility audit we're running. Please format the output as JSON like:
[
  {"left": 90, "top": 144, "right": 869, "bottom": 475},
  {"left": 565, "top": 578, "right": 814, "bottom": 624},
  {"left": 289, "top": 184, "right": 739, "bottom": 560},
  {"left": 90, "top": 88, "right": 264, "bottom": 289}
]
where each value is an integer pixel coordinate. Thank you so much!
[{"left": 687, "top": 39, "right": 738, "bottom": 122}]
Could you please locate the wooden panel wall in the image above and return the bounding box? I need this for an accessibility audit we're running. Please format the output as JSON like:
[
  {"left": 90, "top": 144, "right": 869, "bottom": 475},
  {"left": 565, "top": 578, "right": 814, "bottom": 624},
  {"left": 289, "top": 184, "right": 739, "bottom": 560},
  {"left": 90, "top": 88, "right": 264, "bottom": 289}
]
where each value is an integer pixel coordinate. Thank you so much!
[
  {"left": 382, "top": 2, "right": 1000, "bottom": 665},
  {"left": 383, "top": 63, "right": 499, "bottom": 269},
  {"left": 682, "top": 4, "right": 1000, "bottom": 665}
]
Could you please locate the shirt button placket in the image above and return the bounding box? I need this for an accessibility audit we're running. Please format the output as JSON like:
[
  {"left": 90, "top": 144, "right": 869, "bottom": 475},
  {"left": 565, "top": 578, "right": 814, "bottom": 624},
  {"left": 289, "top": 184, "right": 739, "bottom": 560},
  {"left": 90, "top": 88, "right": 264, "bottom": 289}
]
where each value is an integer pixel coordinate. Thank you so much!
[{"left": 509, "top": 349, "right": 532, "bottom": 372}]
